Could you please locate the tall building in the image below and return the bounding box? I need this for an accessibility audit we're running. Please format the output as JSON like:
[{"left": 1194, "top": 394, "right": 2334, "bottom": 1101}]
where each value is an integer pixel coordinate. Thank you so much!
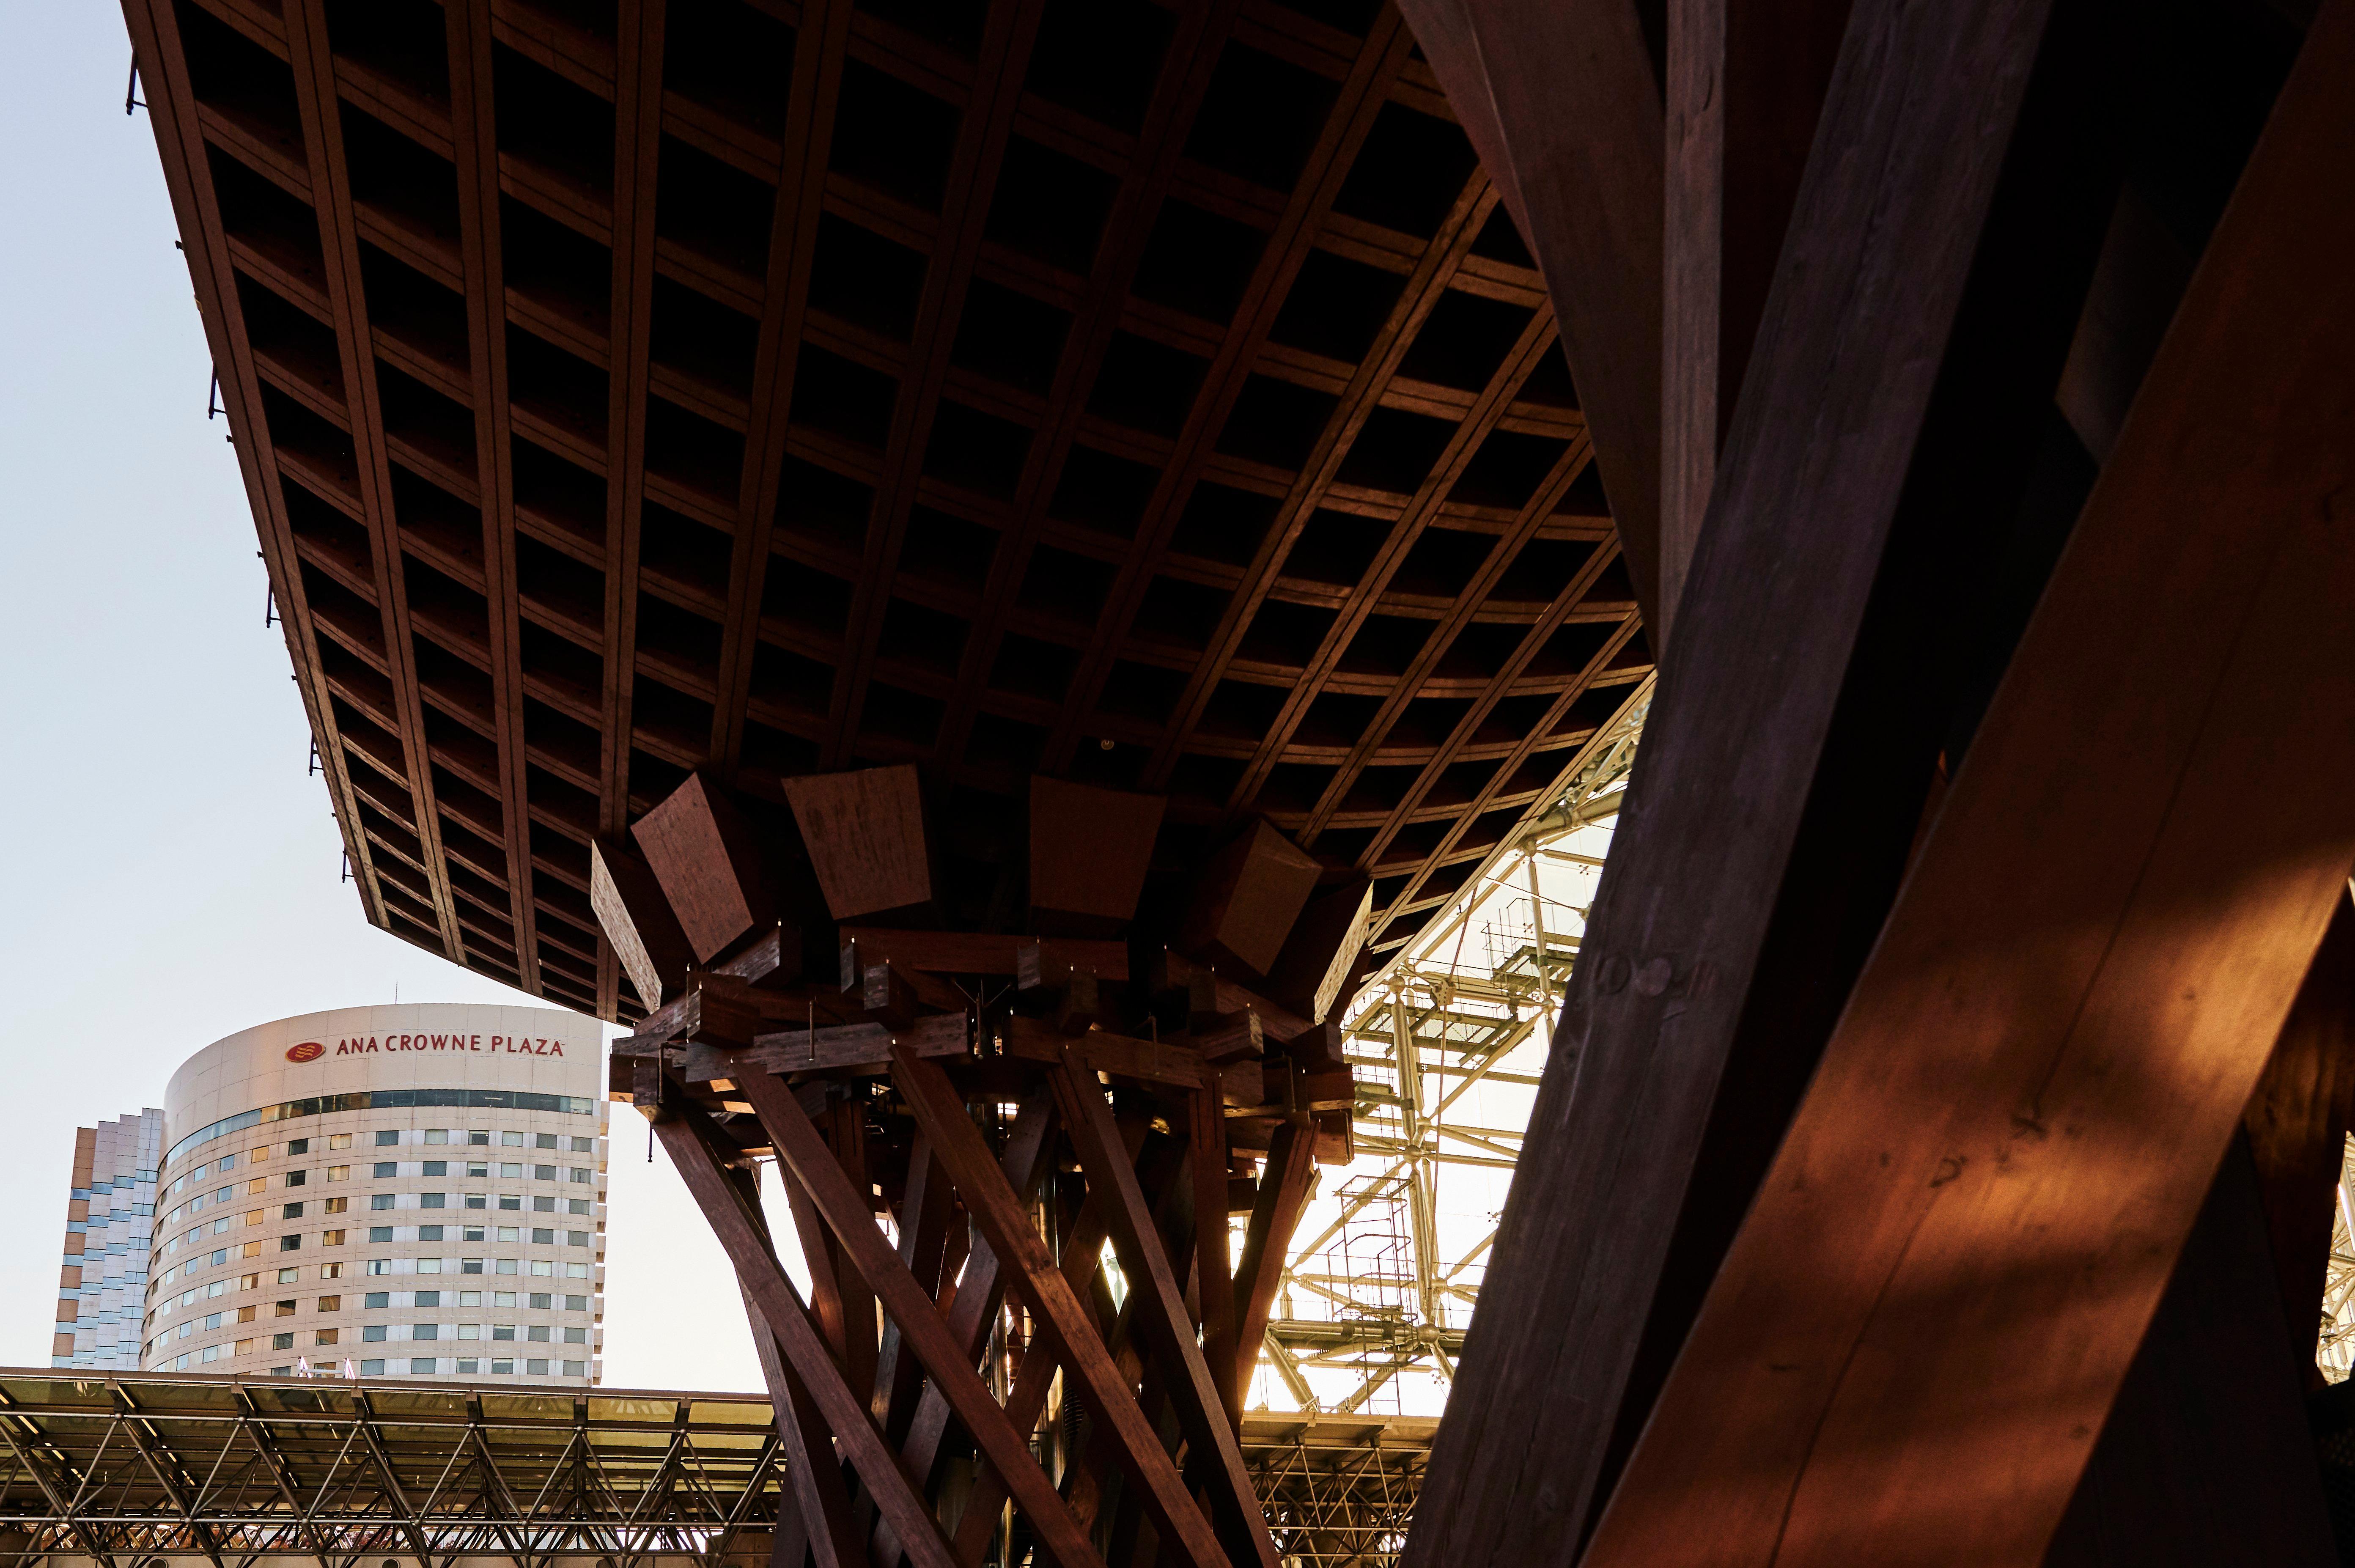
[
  {"left": 54, "top": 1110, "right": 164, "bottom": 1369},
  {"left": 135, "top": 1004, "right": 608, "bottom": 1384}
]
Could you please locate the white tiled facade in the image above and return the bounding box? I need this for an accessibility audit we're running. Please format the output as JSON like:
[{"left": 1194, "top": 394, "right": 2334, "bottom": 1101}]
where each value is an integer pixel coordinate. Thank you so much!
[
  {"left": 53, "top": 1111, "right": 165, "bottom": 1369},
  {"left": 136, "top": 1005, "right": 608, "bottom": 1385}
]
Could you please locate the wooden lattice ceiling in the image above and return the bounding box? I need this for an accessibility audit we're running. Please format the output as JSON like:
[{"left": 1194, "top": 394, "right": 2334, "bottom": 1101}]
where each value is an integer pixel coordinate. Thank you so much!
[{"left": 128, "top": 0, "right": 1653, "bottom": 1022}]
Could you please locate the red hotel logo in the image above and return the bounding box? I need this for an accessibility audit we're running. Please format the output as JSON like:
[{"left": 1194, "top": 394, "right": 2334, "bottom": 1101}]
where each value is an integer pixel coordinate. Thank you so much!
[{"left": 285, "top": 1042, "right": 326, "bottom": 1063}]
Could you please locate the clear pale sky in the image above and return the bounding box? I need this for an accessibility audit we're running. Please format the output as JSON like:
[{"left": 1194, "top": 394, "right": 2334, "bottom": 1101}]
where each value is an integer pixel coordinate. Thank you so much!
[{"left": 0, "top": 4, "right": 778, "bottom": 1392}]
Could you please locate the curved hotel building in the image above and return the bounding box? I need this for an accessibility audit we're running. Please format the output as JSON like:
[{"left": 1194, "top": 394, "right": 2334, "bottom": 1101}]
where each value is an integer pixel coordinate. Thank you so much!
[{"left": 133, "top": 1004, "right": 607, "bottom": 1384}]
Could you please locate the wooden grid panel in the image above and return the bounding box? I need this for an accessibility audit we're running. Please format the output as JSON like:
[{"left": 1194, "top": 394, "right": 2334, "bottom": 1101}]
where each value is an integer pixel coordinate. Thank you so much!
[{"left": 130, "top": 0, "right": 1653, "bottom": 1019}]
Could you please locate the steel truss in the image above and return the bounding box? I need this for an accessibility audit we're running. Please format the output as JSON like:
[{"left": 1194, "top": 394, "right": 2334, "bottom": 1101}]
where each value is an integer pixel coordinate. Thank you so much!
[
  {"left": 0, "top": 1374, "right": 1438, "bottom": 1568},
  {"left": 1260, "top": 691, "right": 1650, "bottom": 1416}
]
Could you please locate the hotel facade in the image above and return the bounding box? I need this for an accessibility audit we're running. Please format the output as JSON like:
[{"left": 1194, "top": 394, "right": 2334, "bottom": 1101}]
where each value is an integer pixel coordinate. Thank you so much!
[{"left": 129, "top": 1004, "right": 607, "bottom": 1384}]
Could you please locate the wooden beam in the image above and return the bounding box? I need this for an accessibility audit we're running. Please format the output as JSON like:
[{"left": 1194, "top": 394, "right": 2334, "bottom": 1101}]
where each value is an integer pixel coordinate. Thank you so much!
[
  {"left": 117, "top": 0, "right": 389, "bottom": 951},
  {"left": 1661, "top": 0, "right": 1852, "bottom": 623},
  {"left": 1232, "top": 1119, "right": 1316, "bottom": 1398},
  {"left": 1394, "top": 0, "right": 1666, "bottom": 634},
  {"left": 282, "top": 0, "right": 467, "bottom": 964},
  {"left": 1583, "top": 6, "right": 2355, "bottom": 1559},
  {"left": 705, "top": 0, "right": 853, "bottom": 778},
  {"left": 1178, "top": 821, "right": 1323, "bottom": 980},
  {"left": 1190, "top": 1085, "right": 1241, "bottom": 1430},
  {"left": 594, "top": 0, "right": 664, "bottom": 1019},
  {"left": 2040, "top": 1137, "right": 2337, "bottom": 1567},
  {"left": 655, "top": 1100, "right": 957, "bottom": 1568},
  {"left": 2240, "top": 889, "right": 2355, "bottom": 1347},
  {"left": 736, "top": 1070, "right": 1106, "bottom": 1568},
  {"left": 445, "top": 0, "right": 540, "bottom": 993},
  {"left": 892, "top": 1049, "right": 1232, "bottom": 1568},
  {"left": 1397, "top": 0, "right": 2116, "bottom": 1553},
  {"left": 590, "top": 840, "right": 693, "bottom": 1013},
  {"left": 1048, "top": 1059, "right": 1278, "bottom": 1568},
  {"left": 871, "top": 1131, "right": 955, "bottom": 1445}
]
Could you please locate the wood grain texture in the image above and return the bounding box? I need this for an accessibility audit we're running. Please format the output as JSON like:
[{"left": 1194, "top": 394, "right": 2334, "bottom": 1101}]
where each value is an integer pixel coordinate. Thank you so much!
[
  {"left": 782, "top": 766, "right": 932, "bottom": 921},
  {"left": 1394, "top": 0, "right": 1666, "bottom": 632},
  {"left": 590, "top": 840, "right": 692, "bottom": 1011},
  {"left": 1178, "top": 821, "right": 1322, "bottom": 979},
  {"left": 632, "top": 774, "right": 773, "bottom": 962},
  {"left": 1586, "top": 8, "right": 2355, "bottom": 1558},
  {"left": 1400, "top": 0, "right": 2079, "bottom": 1555}
]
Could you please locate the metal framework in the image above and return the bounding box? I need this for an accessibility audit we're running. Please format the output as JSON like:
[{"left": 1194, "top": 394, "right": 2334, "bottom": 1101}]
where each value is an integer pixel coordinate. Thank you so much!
[
  {"left": 0, "top": 1373, "right": 1432, "bottom": 1568},
  {"left": 1258, "top": 689, "right": 1646, "bottom": 1414}
]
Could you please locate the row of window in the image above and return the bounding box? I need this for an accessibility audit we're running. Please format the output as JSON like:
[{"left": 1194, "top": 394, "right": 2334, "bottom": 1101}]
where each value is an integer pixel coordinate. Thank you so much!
[
  {"left": 170, "top": 1130, "right": 598, "bottom": 1192},
  {"left": 162, "top": 1343, "right": 592, "bottom": 1378},
  {"left": 150, "top": 1321, "right": 593, "bottom": 1359},
  {"left": 163, "top": 1164, "right": 597, "bottom": 1228}
]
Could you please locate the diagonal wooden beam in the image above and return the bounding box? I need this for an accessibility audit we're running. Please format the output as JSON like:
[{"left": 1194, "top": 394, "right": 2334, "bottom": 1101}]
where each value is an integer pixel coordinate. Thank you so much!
[
  {"left": 736, "top": 1068, "right": 1104, "bottom": 1568},
  {"left": 596, "top": 0, "right": 665, "bottom": 1020},
  {"left": 892, "top": 1048, "right": 1232, "bottom": 1568},
  {"left": 1393, "top": 0, "right": 1666, "bottom": 635},
  {"left": 445, "top": 0, "right": 540, "bottom": 992},
  {"left": 118, "top": 0, "right": 389, "bottom": 950},
  {"left": 656, "top": 1099, "right": 958, "bottom": 1568},
  {"left": 870, "top": 1093, "right": 1057, "bottom": 1568},
  {"left": 706, "top": 0, "right": 854, "bottom": 780},
  {"left": 282, "top": 0, "right": 467, "bottom": 965},
  {"left": 1189, "top": 1085, "right": 1241, "bottom": 1430},
  {"left": 1661, "top": 0, "right": 1850, "bottom": 628},
  {"left": 1041, "top": 14, "right": 1418, "bottom": 773},
  {"left": 826, "top": 0, "right": 1048, "bottom": 767},
  {"left": 1298, "top": 433, "right": 1597, "bottom": 848},
  {"left": 872, "top": 1130, "right": 957, "bottom": 1444},
  {"left": 1583, "top": 8, "right": 2355, "bottom": 1557},
  {"left": 1212, "top": 304, "right": 1561, "bottom": 813},
  {"left": 1048, "top": 1057, "right": 1279, "bottom": 1568},
  {"left": 931, "top": 0, "right": 1246, "bottom": 772},
  {"left": 1397, "top": 0, "right": 2121, "bottom": 1555},
  {"left": 1231, "top": 1118, "right": 1317, "bottom": 1400},
  {"left": 1133, "top": 170, "right": 1499, "bottom": 792}
]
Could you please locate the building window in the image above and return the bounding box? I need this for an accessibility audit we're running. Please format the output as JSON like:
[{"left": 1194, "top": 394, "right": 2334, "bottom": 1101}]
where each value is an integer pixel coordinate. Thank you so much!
[
  {"left": 500, "top": 1164, "right": 522, "bottom": 1180},
  {"left": 498, "top": 1195, "right": 521, "bottom": 1211},
  {"left": 527, "top": 1358, "right": 549, "bottom": 1376},
  {"left": 288, "top": 1138, "right": 310, "bottom": 1155},
  {"left": 283, "top": 1204, "right": 303, "bottom": 1220},
  {"left": 285, "top": 1170, "right": 307, "bottom": 1187},
  {"left": 415, "top": 1324, "right": 439, "bottom": 1341},
  {"left": 371, "top": 1195, "right": 394, "bottom": 1211},
  {"left": 568, "top": 1199, "right": 591, "bottom": 1216},
  {"left": 278, "top": 1267, "right": 300, "bottom": 1284},
  {"left": 274, "top": 1300, "right": 295, "bottom": 1317},
  {"left": 569, "top": 1167, "right": 593, "bottom": 1184},
  {"left": 279, "top": 1235, "right": 301, "bottom": 1252},
  {"left": 490, "top": 1359, "right": 513, "bottom": 1374},
  {"left": 562, "top": 1360, "right": 585, "bottom": 1377},
  {"left": 376, "top": 1131, "right": 399, "bottom": 1147},
  {"left": 360, "top": 1359, "right": 384, "bottom": 1375},
  {"left": 329, "top": 1134, "right": 352, "bottom": 1150},
  {"left": 531, "top": 1261, "right": 554, "bottom": 1277},
  {"left": 565, "top": 1295, "right": 588, "bottom": 1311},
  {"left": 327, "top": 1166, "right": 349, "bottom": 1182},
  {"left": 316, "top": 1329, "right": 338, "bottom": 1346},
  {"left": 416, "top": 1290, "right": 440, "bottom": 1307},
  {"left": 457, "top": 1358, "right": 479, "bottom": 1374},
  {"left": 320, "top": 1262, "right": 344, "bottom": 1280},
  {"left": 272, "top": 1333, "right": 294, "bottom": 1350},
  {"left": 420, "top": 1225, "right": 444, "bottom": 1242},
  {"left": 425, "top": 1130, "right": 448, "bottom": 1145},
  {"left": 493, "top": 1325, "right": 515, "bottom": 1341},
  {"left": 421, "top": 1193, "right": 445, "bottom": 1210},
  {"left": 462, "top": 1259, "right": 484, "bottom": 1274},
  {"left": 566, "top": 1263, "right": 589, "bottom": 1279},
  {"left": 534, "top": 1165, "right": 557, "bottom": 1181},
  {"left": 322, "top": 1230, "right": 345, "bottom": 1245},
  {"left": 532, "top": 1195, "right": 556, "bottom": 1214},
  {"left": 468, "top": 1130, "right": 489, "bottom": 1146},
  {"left": 318, "top": 1296, "right": 341, "bottom": 1311},
  {"left": 369, "top": 1227, "right": 393, "bottom": 1243},
  {"left": 496, "top": 1259, "right": 518, "bottom": 1276},
  {"left": 365, "top": 1292, "right": 390, "bottom": 1309},
  {"left": 373, "top": 1163, "right": 397, "bottom": 1179},
  {"left": 527, "top": 1325, "right": 549, "bottom": 1343},
  {"left": 532, "top": 1228, "right": 554, "bottom": 1245},
  {"left": 502, "top": 1131, "right": 524, "bottom": 1148},
  {"left": 366, "top": 1259, "right": 390, "bottom": 1276},
  {"left": 571, "top": 1137, "right": 593, "bottom": 1153},
  {"left": 568, "top": 1232, "right": 590, "bottom": 1248},
  {"left": 324, "top": 1197, "right": 347, "bottom": 1214},
  {"left": 362, "top": 1326, "right": 387, "bottom": 1343},
  {"left": 465, "top": 1194, "right": 486, "bottom": 1209},
  {"left": 423, "top": 1161, "right": 447, "bottom": 1178}
]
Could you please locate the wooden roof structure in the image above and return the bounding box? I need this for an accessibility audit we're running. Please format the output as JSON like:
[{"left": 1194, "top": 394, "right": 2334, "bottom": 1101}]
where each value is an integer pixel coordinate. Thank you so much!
[
  {"left": 120, "top": 0, "right": 2355, "bottom": 1561},
  {"left": 124, "top": 0, "right": 1652, "bottom": 1026}
]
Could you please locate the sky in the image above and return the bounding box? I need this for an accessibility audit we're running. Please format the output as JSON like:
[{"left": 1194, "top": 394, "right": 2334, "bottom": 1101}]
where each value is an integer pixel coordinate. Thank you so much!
[{"left": 0, "top": 4, "right": 780, "bottom": 1393}]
